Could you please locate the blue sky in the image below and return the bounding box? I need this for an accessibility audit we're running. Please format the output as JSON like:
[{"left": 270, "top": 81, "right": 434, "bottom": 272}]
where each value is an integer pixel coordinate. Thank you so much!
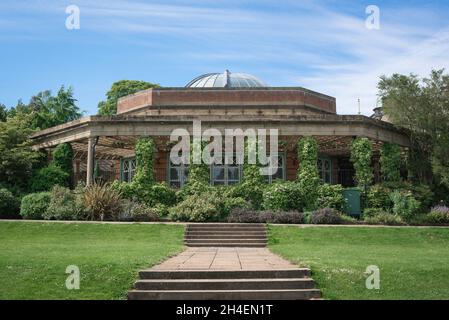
[{"left": 1, "top": 0, "right": 449, "bottom": 115}]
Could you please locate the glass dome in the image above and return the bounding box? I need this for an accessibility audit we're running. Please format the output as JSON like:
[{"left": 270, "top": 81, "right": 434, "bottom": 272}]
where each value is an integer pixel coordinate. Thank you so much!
[{"left": 186, "top": 70, "right": 268, "bottom": 88}]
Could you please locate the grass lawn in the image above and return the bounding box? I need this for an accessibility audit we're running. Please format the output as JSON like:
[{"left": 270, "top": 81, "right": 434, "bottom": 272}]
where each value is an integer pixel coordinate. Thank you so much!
[
  {"left": 0, "top": 221, "right": 184, "bottom": 300},
  {"left": 269, "top": 225, "right": 449, "bottom": 300}
]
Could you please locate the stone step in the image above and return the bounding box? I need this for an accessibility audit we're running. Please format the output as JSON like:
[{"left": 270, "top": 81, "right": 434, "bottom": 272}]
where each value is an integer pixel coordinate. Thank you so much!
[
  {"left": 128, "top": 289, "right": 321, "bottom": 300},
  {"left": 138, "top": 269, "right": 311, "bottom": 280},
  {"left": 187, "top": 229, "right": 266, "bottom": 233},
  {"left": 187, "top": 223, "right": 265, "bottom": 227},
  {"left": 185, "top": 235, "right": 267, "bottom": 239},
  {"left": 134, "top": 278, "right": 315, "bottom": 291},
  {"left": 185, "top": 231, "right": 267, "bottom": 236},
  {"left": 185, "top": 239, "right": 267, "bottom": 244},
  {"left": 186, "top": 243, "right": 267, "bottom": 247}
]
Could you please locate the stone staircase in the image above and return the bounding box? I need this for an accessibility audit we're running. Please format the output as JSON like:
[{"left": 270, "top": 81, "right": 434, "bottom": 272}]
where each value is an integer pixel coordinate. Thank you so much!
[
  {"left": 128, "top": 223, "right": 322, "bottom": 300},
  {"left": 128, "top": 269, "right": 321, "bottom": 300},
  {"left": 184, "top": 223, "right": 267, "bottom": 247}
]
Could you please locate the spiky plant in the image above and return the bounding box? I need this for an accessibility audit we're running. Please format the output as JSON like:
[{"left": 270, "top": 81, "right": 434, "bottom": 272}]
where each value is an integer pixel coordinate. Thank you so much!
[{"left": 83, "top": 183, "right": 123, "bottom": 221}]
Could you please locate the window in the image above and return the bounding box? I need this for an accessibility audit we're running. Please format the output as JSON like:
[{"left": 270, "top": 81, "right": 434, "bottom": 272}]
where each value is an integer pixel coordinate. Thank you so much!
[
  {"left": 265, "top": 153, "right": 286, "bottom": 183},
  {"left": 169, "top": 161, "right": 189, "bottom": 188},
  {"left": 122, "top": 158, "right": 136, "bottom": 182},
  {"left": 211, "top": 154, "right": 242, "bottom": 186},
  {"left": 317, "top": 158, "right": 332, "bottom": 184}
]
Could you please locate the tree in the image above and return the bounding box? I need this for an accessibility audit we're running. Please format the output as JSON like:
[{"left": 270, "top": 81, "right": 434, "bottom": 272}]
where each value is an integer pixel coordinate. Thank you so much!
[
  {"left": 380, "top": 143, "right": 402, "bottom": 183},
  {"left": 7, "top": 86, "right": 82, "bottom": 130},
  {"left": 0, "top": 104, "right": 7, "bottom": 122},
  {"left": 98, "top": 80, "right": 160, "bottom": 115},
  {"left": 378, "top": 69, "right": 449, "bottom": 187},
  {"left": 0, "top": 113, "right": 44, "bottom": 193}
]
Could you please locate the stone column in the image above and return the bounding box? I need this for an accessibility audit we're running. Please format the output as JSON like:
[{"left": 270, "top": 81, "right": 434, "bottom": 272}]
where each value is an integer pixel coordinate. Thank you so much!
[{"left": 87, "top": 137, "right": 98, "bottom": 185}]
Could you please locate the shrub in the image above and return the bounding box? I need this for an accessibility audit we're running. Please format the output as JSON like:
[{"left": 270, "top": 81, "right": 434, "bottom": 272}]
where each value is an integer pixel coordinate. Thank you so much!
[
  {"left": 364, "top": 213, "right": 405, "bottom": 226},
  {"left": 20, "top": 192, "right": 51, "bottom": 220},
  {"left": 340, "top": 214, "right": 359, "bottom": 225},
  {"left": 111, "top": 180, "right": 177, "bottom": 207},
  {"left": 350, "top": 137, "right": 373, "bottom": 188},
  {"left": 227, "top": 208, "right": 304, "bottom": 224},
  {"left": 82, "top": 183, "right": 123, "bottom": 221},
  {"left": 310, "top": 208, "right": 342, "bottom": 224},
  {"left": 0, "top": 188, "right": 20, "bottom": 218},
  {"left": 44, "top": 186, "right": 82, "bottom": 220},
  {"left": 128, "top": 203, "right": 160, "bottom": 222},
  {"left": 363, "top": 207, "right": 386, "bottom": 218},
  {"left": 366, "top": 185, "right": 393, "bottom": 210},
  {"left": 317, "top": 184, "right": 346, "bottom": 211},
  {"left": 227, "top": 208, "right": 272, "bottom": 223},
  {"left": 424, "top": 205, "right": 449, "bottom": 224},
  {"left": 389, "top": 190, "right": 421, "bottom": 221},
  {"left": 297, "top": 137, "right": 320, "bottom": 210},
  {"left": 30, "top": 165, "right": 69, "bottom": 192},
  {"left": 271, "top": 211, "right": 305, "bottom": 224},
  {"left": 262, "top": 181, "right": 303, "bottom": 211},
  {"left": 169, "top": 192, "right": 220, "bottom": 222}
]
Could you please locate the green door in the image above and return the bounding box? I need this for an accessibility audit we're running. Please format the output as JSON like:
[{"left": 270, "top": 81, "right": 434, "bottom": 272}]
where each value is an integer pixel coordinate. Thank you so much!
[{"left": 343, "top": 188, "right": 361, "bottom": 216}]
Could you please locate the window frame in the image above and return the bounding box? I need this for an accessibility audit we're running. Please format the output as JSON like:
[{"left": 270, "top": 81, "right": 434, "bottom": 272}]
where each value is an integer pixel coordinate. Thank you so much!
[
  {"left": 210, "top": 153, "right": 243, "bottom": 186},
  {"left": 265, "top": 152, "right": 286, "bottom": 184},
  {"left": 317, "top": 157, "right": 332, "bottom": 184},
  {"left": 121, "top": 157, "right": 137, "bottom": 183}
]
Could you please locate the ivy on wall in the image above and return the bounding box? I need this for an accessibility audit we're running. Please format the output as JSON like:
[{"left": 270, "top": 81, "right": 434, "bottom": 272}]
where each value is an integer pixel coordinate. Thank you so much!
[
  {"left": 133, "top": 137, "right": 155, "bottom": 185},
  {"left": 380, "top": 142, "right": 402, "bottom": 183},
  {"left": 297, "top": 137, "right": 320, "bottom": 210},
  {"left": 350, "top": 137, "right": 373, "bottom": 188}
]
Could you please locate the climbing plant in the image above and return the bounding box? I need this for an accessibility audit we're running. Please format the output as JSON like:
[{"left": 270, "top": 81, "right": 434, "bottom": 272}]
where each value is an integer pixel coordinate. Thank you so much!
[
  {"left": 380, "top": 142, "right": 402, "bottom": 183},
  {"left": 350, "top": 137, "right": 373, "bottom": 188},
  {"left": 297, "top": 137, "right": 320, "bottom": 210},
  {"left": 133, "top": 137, "right": 155, "bottom": 185}
]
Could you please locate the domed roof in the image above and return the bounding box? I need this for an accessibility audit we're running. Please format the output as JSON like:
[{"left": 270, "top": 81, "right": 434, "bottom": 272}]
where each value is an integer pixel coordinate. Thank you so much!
[{"left": 186, "top": 70, "right": 268, "bottom": 88}]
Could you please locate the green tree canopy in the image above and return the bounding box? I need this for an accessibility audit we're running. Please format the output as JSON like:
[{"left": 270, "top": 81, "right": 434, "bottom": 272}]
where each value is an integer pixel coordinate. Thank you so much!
[
  {"left": 0, "top": 113, "right": 44, "bottom": 193},
  {"left": 378, "top": 69, "right": 449, "bottom": 187},
  {"left": 7, "top": 86, "right": 82, "bottom": 130},
  {"left": 98, "top": 80, "right": 160, "bottom": 115},
  {"left": 0, "top": 104, "right": 7, "bottom": 122}
]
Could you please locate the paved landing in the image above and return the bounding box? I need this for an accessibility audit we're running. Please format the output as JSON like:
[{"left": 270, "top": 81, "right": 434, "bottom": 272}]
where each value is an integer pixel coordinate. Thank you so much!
[{"left": 152, "top": 247, "right": 297, "bottom": 271}]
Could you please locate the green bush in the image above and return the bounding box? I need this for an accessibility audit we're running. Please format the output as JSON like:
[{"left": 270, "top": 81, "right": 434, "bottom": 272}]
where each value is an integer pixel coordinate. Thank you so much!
[
  {"left": 44, "top": 185, "right": 83, "bottom": 220},
  {"left": 0, "top": 188, "right": 20, "bottom": 218},
  {"left": 20, "top": 192, "right": 52, "bottom": 220},
  {"left": 389, "top": 190, "right": 421, "bottom": 221},
  {"left": 30, "top": 165, "right": 69, "bottom": 192},
  {"left": 366, "top": 185, "right": 393, "bottom": 210},
  {"left": 262, "top": 181, "right": 303, "bottom": 211},
  {"left": 111, "top": 180, "right": 177, "bottom": 207},
  {"left": 425, "top": 211, "right": 449, "bottom": 225},
  {"left": 128, "top": 203, "right": 160, "bottom": 222},
  {"left": 169, "top": 192, "right": 220, "bottom": 222},
  {"left": 363, "top": 207, "right": 387, "bottom": 218},
  {"left": 364, "top": 212, "right": 405, "bottom": 226},
  {"left": 169, "top": 188, "right": 248, "bottom": 222},
  {"left": 317, "top": 184, "right": 346, "bottom": 211}
]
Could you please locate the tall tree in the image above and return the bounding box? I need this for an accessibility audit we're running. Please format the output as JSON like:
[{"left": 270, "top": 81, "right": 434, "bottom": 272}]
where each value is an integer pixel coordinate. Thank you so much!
[
  {"left": 98, "top": 80, "right": 160, "bottom": 115},
  {"left": 7, "top": 86, "right": 82, "bottom": 130},
  {"left": 0, "top": 104, "right": 7, "bottom": 122},
  {"left": 378, "top": 69, "right": 449, "bottom": 186}
]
